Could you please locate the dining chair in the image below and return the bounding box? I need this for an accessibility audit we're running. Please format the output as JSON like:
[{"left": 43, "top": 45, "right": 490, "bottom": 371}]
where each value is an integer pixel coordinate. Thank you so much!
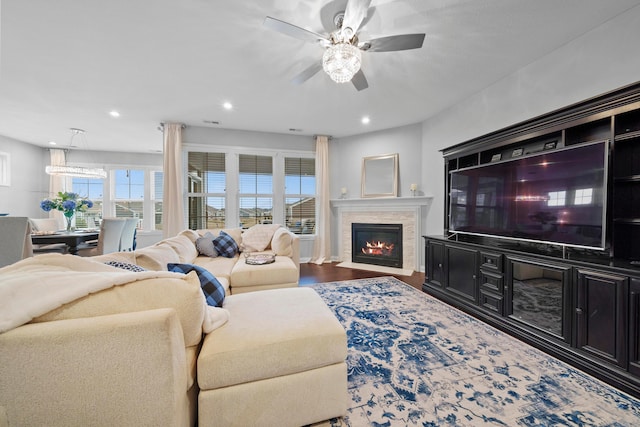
[
  {"left": 29, "top": 218, "right": 67, "bottom": 254},
  {"left": 77, "top": 218, "right": 126, "bottom": 257},
  {"left": 29, "top": 218, "right": 61, "bottom": 232},
  {"left": 119, "top": 218, "right": 139, "bottom": 251},
  {"left": 0, "top": 217, "right": 34, "bottom": 268}
]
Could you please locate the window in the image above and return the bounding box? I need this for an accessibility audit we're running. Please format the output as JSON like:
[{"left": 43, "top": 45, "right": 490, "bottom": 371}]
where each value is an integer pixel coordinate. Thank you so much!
[
  {"left": 186, "top": 149, "right": 315, "bottom": 233},
  {"left": 72, "top": 177, "right": 104, "bottom": 228},
  {"left": 114, "top": 169, "right": 144, "bottom": 225},
  {"left": 0, "top": 151, "right": 9, "bottom": 186},
  {"left": 239, "top": 154, "right": 273, "bottom": 228},
  {"left": 187, "top": 152, "right": 226, "bottom": 229},
  {"left": 547, "top": 191, "right": 566, "bottom": 207},
  {"left": 574, "top": 188, "right": 593, "bottom": 205},
  {"left": 153, "top": 171, "right": 163, "bottom": 230},
  {"left": 71, "top": 167, "right": 162, "bottom": 231},
  {"left": 285, "top": 157, "right": 316, "bottom": 234}
]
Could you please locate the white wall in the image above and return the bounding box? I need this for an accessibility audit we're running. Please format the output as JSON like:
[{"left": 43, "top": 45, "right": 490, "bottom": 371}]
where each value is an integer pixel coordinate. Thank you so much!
[
  {"left": 329, "top": 123, "right": 423, "bottom": 200},
  {"left": 0, "top": 136, "right": 49, "bottom": 218},
  {"left": 328, "top": 123, "right": 424, "bottom": 259},
  {"left": 69, "top": 150, "right": 163, "bottom": 168},
  {"left": 183, "top": 126, "right": 315, "bottom": 152},
  {"left": 420, "top": 5, "right": 640, "bottom": 237},
  {"left": 0, "top": 135, "right": 164, "bottom": 221}
]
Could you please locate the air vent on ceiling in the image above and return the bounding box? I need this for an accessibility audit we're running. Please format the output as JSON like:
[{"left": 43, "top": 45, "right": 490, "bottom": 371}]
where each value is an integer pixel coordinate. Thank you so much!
[{"left": 203, "top": 120, "right": 220, "bottom": 125}]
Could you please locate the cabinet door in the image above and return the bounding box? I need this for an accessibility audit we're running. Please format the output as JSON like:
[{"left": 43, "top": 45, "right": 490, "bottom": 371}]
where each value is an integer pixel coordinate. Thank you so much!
[
  {"left": 445, "top": 245, "right": 478, "bottom": 303},
  {"left": 426, "top": 240, "right": 445, "bottom": 289},
  {"left": 506, "top": 257, "right": 571, "bottom": 342},
  {"left": 629, "top": 278, "right": 640, "bottom": 376},
  {"left": 575, "top": 269, "right": 628, "bottom": 368}
]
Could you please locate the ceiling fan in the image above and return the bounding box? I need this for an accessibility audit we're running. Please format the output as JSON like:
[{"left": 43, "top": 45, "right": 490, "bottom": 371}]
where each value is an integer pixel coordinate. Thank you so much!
[{"left": 263, "top": 0, "right": 425, "bottom": 91}]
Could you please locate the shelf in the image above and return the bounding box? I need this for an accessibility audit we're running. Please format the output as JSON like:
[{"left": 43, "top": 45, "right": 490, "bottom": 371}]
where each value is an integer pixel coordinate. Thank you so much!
[
  {"left": 330, "top": 196, "right": 432, "bottom": 209},
  {"left": 615, "top": 130, "right": 640, "bottom": 142},
  {"left": 614, "top": 218, "right": 640, "bottom": 225},
  {"left": 614, "top": 175, "right": 640, "bottom": 183}
]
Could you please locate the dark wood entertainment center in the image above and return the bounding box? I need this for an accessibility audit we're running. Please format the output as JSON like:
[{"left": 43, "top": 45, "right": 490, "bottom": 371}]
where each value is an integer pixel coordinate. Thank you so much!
[{"left": 423, "top": 81, "right": 640, "bottom": 397}]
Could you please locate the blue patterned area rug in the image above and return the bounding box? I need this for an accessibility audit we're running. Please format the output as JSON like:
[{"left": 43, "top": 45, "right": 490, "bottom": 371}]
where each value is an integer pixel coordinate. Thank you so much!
[{"left": 308, "top": 276, "right": 640, "bottom": 426}]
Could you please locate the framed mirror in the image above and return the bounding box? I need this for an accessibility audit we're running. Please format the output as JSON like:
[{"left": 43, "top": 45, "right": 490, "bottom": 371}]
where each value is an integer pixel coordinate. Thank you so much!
[{"left": 361, "top": 153, "right": 398, "bottom": 198}]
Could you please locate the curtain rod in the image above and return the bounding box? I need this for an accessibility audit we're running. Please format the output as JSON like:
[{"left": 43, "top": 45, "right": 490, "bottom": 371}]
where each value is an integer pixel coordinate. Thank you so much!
[{"left": 158, "top": 123, "right": 186, "bottom": 131}]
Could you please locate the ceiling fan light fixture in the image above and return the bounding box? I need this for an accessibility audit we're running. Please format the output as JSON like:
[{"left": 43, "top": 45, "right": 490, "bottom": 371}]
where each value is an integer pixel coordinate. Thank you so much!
[{"left": 322, "top": 42, "right": 361, "bottom": 83}]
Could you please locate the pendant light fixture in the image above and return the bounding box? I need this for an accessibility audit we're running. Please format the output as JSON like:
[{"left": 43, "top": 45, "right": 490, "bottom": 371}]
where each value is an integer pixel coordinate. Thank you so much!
[{"left": 45, "top": 128, "right": 107, "bottom": 179}]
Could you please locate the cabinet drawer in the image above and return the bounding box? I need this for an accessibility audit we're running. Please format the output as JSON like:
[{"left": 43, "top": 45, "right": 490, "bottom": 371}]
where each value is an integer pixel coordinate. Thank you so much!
[
  {"left": 480, "top": 270, "right": 503, "bottom": 292},
  {"left": 480, "top": 290, "right": 504, "bottom": 315},
  {"left": 481, "top": 252, "right": 503, "bottom": 271}
]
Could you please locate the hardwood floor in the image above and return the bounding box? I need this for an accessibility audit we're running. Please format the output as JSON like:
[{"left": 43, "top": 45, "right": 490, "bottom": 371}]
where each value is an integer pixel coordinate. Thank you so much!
[{"left": 300, "top": 262, "right": 425, "bottom": 290}]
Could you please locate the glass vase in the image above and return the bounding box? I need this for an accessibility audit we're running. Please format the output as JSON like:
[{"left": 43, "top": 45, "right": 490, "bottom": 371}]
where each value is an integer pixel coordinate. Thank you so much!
[{"left": 65, "top": 215, "right": 74, "bottom": 232}]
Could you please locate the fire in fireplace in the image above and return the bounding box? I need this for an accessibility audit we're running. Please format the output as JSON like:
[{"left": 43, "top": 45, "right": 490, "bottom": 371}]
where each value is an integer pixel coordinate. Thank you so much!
[{"left": 352, "top": 223, "right": 403, "bottom": 268}]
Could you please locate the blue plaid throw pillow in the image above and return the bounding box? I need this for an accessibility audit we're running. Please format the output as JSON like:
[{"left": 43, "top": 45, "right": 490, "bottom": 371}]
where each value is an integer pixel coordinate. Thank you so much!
[
  {"left": 212, "top": 231, "right": 239, "bottom": 258},
  {"left": 167, "top": 263, "right": 225, "bottom": 307}
]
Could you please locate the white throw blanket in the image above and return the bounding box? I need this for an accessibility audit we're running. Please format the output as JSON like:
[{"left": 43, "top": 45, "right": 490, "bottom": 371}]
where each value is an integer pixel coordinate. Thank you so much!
[{"left": 0, "top": 254, "right": 227, "bottom": 334}]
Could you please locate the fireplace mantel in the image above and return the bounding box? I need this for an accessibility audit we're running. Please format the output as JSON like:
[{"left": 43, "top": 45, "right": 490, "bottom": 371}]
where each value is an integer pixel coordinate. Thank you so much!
[
  {"left": 331, "top": 196, "right": 432, "bottom": 272},
  {"left": 330, "top": 196, "right": 432, "bottom": 209}
]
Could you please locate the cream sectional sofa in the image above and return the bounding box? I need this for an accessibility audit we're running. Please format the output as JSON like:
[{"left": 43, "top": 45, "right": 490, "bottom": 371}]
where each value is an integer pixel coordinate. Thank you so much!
[
  {"left": 104, "top": 226, "right": 300, "bottom": 295},
  {"left": 0, "top": 227, "right": 348, "bottom": 427}
]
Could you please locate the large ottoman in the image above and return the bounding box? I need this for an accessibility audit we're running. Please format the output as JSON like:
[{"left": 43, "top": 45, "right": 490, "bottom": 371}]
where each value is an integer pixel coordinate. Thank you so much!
[
  {"left": 197, "top": 287, "right": 348, "bottom": 427},
  {"left": 229, "top": 255, "right": 299, "bottom": 294}
]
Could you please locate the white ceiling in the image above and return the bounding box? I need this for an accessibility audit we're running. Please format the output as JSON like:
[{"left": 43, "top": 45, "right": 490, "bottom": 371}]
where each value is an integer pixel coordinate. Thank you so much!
[{"left": 1, "top": 0, "right": 639, "bottom": 154}]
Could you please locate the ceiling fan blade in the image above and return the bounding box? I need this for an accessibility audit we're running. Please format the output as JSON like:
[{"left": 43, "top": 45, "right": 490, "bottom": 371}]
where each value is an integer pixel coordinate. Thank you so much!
[
  {"left": 291, "top": 62, "right": 323, "bottom": 85},
  {"left": 263, "top": 16, "right": 328, "bottom": 44},
  {"left": 364, "top": 33, "right": 426, "bottom": 52},
  {"left": 342, "top": 0, "right": 372, "bottom": 37},
  {"left": 351, "top": 69, "right": 368, "bottom": 91}
]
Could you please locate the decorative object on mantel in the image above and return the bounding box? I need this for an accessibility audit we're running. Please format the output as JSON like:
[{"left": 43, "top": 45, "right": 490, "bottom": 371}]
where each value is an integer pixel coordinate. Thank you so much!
[
  {"left": 45, "top": 128, "right": 107, "bottom": 179},
  {"left": 361, "top": 153, "right": 398, "bottom": 198},
  {"left": 410, "top": 183, "right": 417, "bottom": 196},
  {"left": 244, "top": 252, "right": 276, "bottom": 265},
  {"left": 340, "top": 187, "right": 348, "bottom": 199},
  {"left": 40, "top": 191, "right": 94, "bottom": 231}
]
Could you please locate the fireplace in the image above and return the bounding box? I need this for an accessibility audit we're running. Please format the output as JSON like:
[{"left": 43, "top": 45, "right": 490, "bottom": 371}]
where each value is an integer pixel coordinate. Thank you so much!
[{"left": 351, "top": 223, "right": 403, "bottom": 268}]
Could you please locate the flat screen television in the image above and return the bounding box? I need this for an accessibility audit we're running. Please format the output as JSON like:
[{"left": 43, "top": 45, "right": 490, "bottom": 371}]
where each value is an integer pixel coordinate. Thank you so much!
[{"left": 449, "top": 140, "right": 608, "bottom": 250}]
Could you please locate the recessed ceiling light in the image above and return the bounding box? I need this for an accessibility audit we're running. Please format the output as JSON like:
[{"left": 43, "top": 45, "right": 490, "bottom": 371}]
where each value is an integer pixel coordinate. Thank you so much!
[
  {"left": 223, "top": 102, "right": 233, "bottom": 110},
  {"left": 109, "top": 110, "right": 120, "bottom": 117},
  {"left": 48, "top": 141, "right": 57, "bottom": 145},
  {"left": 362, "top": 116, "right": 370, "bottom": 124}
]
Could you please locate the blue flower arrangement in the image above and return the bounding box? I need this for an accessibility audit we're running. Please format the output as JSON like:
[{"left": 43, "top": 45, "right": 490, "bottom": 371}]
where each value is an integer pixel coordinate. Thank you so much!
[{"left": 40, "top": 191, "right": 94, "bottom": 231}]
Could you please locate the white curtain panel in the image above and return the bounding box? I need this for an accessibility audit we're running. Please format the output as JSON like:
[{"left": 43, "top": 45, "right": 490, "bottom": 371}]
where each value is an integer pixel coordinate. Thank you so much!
[
  {"left": 311, "top": 135, "right": 331, "bottom": 264},
  {"left": 162, "top": 123, "right": 185, "bottom": 238},
  {"left": 48, "top": 149, "right": 66, "bottom": 228}
]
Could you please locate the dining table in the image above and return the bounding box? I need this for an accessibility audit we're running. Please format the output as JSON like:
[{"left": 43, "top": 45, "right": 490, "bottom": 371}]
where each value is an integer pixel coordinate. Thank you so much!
[{"left": 31, "top": 230, "right": 99, "bottom": 255}]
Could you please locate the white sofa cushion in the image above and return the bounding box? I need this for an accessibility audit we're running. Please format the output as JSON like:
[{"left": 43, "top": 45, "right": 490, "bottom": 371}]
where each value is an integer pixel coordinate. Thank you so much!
[
  {"left": 241, "top": 224, "right": 280, "bottom": 252},
  {"left": 162, "top": 233, "right": 199, "bottom": 263},
  {"left": 134, "top": 243, "right": 180, "bottom": 270},
  {"left": 270, "top": 227, "right": 294, "bottom": 257}
]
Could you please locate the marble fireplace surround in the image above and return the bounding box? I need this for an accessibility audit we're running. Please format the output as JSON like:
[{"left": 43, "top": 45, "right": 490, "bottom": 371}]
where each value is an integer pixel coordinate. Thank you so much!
[{"left": 331, "top": 197, "right": 432, "bottom": 272}]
